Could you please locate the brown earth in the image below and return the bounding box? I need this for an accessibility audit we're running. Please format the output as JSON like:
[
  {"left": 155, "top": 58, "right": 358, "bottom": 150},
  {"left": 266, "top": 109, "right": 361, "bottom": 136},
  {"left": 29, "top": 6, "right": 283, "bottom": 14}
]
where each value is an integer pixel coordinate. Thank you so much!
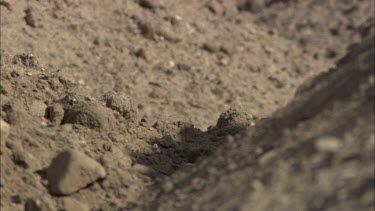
[
  {"left": 138, "top": 36, "right": 375, "bottom": 211},
  {"left": 0, "top": 0, "right": 374, "bottom": 211}
]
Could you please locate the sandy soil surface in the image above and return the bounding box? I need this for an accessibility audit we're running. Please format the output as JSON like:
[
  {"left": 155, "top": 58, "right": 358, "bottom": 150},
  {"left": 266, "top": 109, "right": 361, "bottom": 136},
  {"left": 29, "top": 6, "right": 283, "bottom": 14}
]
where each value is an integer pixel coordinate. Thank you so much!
[{"left": 0, "top": 0, "right": 374, "bottom": 211}]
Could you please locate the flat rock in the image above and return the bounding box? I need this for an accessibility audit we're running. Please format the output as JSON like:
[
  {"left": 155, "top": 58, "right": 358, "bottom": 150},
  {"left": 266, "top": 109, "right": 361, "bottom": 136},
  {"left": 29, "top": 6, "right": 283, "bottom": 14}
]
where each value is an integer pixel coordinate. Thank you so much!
[{"left": 46, "top": 150, "right": 106, "bottom": 195}]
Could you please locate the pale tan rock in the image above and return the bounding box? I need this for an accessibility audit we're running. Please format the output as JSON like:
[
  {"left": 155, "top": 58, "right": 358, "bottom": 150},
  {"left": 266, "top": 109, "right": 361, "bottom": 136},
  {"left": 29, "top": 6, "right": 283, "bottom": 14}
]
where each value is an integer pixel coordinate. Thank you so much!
[
  {"left": 0, "top": 119, "right": 10, "bottom": 141},
  {"left": 59, "top": 197, "right": 89, "bottom": 211}
]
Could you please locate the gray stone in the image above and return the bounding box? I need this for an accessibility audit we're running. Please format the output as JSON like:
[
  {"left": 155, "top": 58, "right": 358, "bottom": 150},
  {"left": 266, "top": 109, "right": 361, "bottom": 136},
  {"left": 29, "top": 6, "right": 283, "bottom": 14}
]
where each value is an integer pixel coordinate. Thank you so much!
[{"left": 46, "top": 150, "right": 106, "bottom": 195}]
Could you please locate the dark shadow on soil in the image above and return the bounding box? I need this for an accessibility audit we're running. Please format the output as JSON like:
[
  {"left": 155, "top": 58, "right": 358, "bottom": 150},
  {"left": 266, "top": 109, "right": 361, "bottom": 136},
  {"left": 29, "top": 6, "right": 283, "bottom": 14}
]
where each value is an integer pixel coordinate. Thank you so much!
[{"left": 128, "top": 123, "right": 251, "bottom": 177}]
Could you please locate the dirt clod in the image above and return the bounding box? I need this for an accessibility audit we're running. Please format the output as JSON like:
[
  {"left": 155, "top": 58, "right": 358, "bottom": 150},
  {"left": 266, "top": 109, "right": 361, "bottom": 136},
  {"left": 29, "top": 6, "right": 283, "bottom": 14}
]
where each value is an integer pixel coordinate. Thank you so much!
[
  {"left": 29, "top": 100, "right": 47, "bottom": 118},
  {"left": 12, "top": 53, "right": 39, "bottom": 68},
  {"left": 216, "top": 107, "right": 257, "bottom": 129},
  {"left": 62, "top": 100, "right": 116, "bottom": 131},
  {"left": 24, "top": 7, "right": 36, "bottom": 27},
  {"left": 47, "top": 103, "right": 65, "bottom": 124},
  {"left": 101, "top": 91, "right": 138, "bottom": 122},
  {"left": 55, "top": 67, "right": 77, "bottom": 88}
]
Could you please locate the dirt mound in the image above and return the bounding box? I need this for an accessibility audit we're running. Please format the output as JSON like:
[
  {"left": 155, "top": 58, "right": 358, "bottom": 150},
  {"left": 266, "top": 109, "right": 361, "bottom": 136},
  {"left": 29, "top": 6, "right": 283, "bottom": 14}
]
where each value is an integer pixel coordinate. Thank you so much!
[
  {"left": 0, "top": 49, "right": 247, "bottom": 210},
  {"left": 137, "top": 37, "right": 375, "bottom": 211}
]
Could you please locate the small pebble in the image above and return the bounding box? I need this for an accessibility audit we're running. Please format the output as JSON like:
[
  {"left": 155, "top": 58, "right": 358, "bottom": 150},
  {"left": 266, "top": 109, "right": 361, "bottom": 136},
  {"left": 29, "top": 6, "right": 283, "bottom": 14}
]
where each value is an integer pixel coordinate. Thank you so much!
[
  {"left": 133, "top": 164, "right": 156, "bottom": 177},
  {"left": 78, "top": 79, "right": 85, "bottom": 85},
  {"left": 315, "top": 136, "right": 341, "bottom": 153},
  {"left": 161, "top": 181, "right": 174, "bottom": 192},
  {"left": 225, "top": 135, "right": 235, "bottom": 143},
  {"left": 168, "top": 60, "right": 175, "bottom": 67}
]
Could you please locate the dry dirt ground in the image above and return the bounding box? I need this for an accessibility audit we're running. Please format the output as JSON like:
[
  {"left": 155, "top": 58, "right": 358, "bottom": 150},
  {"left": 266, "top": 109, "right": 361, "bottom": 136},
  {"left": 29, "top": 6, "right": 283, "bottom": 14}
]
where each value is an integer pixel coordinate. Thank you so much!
[{"left": 0, "top": 0, "right": 374, "bottom": 211}]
